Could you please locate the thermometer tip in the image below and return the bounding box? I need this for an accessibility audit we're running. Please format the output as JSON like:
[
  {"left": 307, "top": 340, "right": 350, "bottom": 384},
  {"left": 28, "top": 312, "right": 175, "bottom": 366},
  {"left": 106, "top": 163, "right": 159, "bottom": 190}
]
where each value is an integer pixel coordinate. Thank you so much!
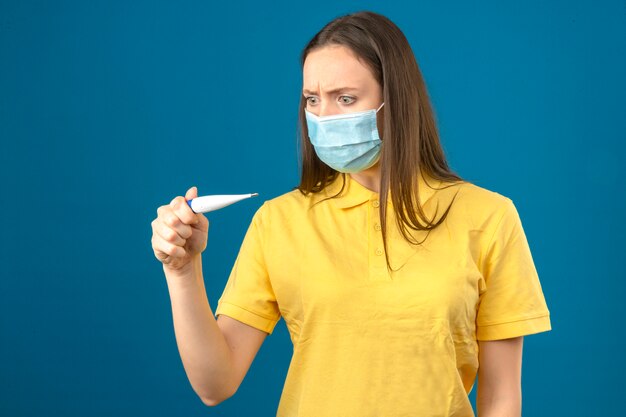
[{"left": 251, "top": 193, "right": 259, "bottom": 197}]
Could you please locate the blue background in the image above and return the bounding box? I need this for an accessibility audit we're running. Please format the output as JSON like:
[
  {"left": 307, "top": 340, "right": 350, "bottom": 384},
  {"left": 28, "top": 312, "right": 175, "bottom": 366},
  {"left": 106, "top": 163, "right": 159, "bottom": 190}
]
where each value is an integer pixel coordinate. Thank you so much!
[{"left": 1, "top": 0, "right": 624, "bottom": 416}]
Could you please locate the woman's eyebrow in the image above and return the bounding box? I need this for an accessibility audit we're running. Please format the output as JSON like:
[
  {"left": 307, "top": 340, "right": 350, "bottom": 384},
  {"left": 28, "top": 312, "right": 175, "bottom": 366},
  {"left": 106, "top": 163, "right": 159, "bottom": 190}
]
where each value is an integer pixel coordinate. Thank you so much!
[{"left": 302, "top": 87, "right": 360, "bottom": 95}]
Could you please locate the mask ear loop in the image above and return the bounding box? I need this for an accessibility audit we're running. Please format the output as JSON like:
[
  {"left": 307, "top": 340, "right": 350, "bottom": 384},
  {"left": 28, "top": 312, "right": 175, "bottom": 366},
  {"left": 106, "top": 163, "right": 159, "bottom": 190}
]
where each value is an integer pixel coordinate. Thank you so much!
[{"left": 376, "top": 102, "right": 385, "bottom": 112}]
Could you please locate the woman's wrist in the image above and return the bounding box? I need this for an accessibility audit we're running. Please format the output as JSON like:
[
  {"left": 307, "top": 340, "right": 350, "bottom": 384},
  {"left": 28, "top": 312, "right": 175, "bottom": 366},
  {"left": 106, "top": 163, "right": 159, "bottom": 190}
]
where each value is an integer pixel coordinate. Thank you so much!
[{"left": 164, "top": 254, "right": 203, "bottom": 288}]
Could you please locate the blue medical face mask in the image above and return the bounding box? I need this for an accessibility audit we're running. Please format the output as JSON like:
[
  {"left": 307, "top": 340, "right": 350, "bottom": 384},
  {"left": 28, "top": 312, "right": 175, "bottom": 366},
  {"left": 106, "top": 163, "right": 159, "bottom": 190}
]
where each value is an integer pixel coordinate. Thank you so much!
[{"left": 305, "top": 102, "right": 385, "bottom": 173}]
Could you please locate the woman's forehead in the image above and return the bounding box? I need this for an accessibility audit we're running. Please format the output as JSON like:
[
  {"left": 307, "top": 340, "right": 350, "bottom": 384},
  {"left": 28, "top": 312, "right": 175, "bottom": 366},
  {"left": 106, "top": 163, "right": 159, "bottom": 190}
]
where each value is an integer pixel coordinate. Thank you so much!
[{"left": 303, "top": 45, "right": 377, "bottom": 93}]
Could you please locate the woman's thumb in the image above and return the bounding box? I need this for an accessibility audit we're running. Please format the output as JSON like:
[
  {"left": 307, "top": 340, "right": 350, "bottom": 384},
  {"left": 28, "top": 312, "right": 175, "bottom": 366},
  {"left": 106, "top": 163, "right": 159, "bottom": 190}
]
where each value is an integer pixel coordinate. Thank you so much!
[{"left": 185, "top": 186, "right": 198, "bottom": 200}]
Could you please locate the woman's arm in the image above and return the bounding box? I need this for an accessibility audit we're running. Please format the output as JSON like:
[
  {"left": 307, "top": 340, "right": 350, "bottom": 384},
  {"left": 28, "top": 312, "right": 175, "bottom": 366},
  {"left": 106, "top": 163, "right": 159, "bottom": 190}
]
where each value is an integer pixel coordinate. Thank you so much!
[
  {"left": 164, "top": 255, "right": 267, "bottom": 406},
  {"left": 476, "top": 336, "right": 524, "bottom": 417}
]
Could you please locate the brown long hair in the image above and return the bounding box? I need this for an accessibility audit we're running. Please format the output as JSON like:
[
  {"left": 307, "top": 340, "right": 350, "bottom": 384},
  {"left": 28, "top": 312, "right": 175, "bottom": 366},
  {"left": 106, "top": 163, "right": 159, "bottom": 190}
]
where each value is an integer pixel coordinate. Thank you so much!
[{"left": 297, "top": 11, "right": 464, "bottom": 270}]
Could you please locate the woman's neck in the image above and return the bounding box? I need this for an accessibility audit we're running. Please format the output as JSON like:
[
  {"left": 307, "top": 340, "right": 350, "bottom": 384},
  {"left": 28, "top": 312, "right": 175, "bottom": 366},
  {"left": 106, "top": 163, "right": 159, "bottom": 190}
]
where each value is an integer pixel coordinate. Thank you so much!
[{"left": 349, "top": 162, "right": 381, "bottom": 193}]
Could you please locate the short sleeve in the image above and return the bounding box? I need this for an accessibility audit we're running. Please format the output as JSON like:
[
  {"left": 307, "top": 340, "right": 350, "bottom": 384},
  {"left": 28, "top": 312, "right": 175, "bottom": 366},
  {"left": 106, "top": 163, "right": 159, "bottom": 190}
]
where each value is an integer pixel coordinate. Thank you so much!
[
  {"left": 476, "top": 198, "right": 551, "bottom": 341},
  {"left": 214, "top": 204, "right": 281, "bottom": 334}
]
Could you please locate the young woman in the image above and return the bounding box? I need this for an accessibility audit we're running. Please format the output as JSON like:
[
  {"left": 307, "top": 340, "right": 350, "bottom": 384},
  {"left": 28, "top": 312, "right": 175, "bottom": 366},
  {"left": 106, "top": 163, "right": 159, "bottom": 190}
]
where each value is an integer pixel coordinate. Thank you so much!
[{"left": 151, "top": 11, "right": 551, "bottom": 417}]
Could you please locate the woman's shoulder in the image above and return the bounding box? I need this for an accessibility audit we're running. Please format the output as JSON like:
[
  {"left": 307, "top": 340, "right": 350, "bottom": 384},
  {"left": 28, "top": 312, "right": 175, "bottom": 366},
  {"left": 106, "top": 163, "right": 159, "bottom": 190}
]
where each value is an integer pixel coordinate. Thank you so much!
[
  {"left": 455, "top": 180, "right": 512, "bottom": 206},
  {"left": 443, "top": 179, "right": 516, "bottom": 224},
  {"left": 265, "top": 187, "right": 314, "bottom": 207},
  {"left": 253, "top": 187, "right": 316, "bottom": 222}
]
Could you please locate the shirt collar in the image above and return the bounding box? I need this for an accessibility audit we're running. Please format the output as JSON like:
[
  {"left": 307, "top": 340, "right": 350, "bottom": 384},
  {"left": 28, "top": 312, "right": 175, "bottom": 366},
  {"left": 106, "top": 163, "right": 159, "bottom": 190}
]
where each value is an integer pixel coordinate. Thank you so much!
[{"left": 312, "top": 170, "right": 443, "bottom": 209}]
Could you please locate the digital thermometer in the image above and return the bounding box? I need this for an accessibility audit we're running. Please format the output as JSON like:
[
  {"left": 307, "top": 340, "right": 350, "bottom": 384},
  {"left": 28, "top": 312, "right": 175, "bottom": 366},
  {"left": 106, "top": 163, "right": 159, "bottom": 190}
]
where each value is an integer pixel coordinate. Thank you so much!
[{"left": 186, "top": 193, "right": 259, "bottom": 214}]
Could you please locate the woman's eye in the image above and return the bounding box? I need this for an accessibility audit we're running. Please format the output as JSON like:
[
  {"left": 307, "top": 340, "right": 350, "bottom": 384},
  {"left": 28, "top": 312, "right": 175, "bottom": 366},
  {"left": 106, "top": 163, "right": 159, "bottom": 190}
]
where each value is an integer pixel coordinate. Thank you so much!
[
  {"left": 306, "top": 96, "right": 318, "bottom": 105},
  {"left": 339, "top": 96, "right": 355, "bottom": 104}
]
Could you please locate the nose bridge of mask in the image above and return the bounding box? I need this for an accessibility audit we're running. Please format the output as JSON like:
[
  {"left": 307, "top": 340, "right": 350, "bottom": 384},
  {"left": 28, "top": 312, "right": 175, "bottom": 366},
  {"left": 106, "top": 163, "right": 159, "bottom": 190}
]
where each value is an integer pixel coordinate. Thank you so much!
[{"left": 305, "top": 102, "right": 384, "bottom": 123}]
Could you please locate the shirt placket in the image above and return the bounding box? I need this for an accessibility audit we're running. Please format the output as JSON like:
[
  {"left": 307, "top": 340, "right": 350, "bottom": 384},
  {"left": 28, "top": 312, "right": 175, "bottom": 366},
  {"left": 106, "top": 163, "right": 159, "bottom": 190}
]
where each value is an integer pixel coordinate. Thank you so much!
[{"left": 368, "top": 196, "right": 390, "bottom": 281}]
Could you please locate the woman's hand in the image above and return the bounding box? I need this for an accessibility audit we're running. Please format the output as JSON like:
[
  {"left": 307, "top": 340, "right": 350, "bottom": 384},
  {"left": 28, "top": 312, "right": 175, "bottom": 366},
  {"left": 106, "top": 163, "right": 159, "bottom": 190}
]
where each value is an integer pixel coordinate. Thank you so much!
[{"left": 151, "top": 186, "right": 209, "bottom": 272}]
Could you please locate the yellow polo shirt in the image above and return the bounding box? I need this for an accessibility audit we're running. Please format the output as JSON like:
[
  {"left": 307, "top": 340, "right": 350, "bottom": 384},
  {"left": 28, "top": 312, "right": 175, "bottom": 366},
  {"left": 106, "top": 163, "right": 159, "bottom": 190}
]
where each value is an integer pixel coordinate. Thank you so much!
[{"left": 214, "top": 172, "right": 551, "bottom": 417}]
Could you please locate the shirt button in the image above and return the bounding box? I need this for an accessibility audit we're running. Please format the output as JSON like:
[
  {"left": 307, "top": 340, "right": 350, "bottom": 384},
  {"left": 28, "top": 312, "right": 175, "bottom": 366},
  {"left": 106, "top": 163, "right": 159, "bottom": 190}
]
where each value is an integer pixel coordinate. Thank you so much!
[
  {"left": 375, "top": 248, "right": 383, "bottom": 256},
  {"left": 374, "top": 223, "right": 381, "bottom": 231},
  {"left": 372, "top": 200, "right": 380, "bottom": 208}
]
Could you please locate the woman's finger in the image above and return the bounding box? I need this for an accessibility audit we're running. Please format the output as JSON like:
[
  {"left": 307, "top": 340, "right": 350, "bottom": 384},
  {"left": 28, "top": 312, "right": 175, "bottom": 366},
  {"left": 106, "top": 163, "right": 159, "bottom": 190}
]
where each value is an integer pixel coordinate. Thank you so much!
[{"left": 152, "top": 218, "right": 186, "bottom": 247}]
